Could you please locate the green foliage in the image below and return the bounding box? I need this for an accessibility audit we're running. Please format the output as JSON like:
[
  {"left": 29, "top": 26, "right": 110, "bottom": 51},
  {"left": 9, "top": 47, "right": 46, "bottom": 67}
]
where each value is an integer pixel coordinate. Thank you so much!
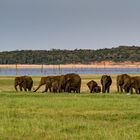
[{"left": 0, "top": 46, "right": 139, "bottom": 64}]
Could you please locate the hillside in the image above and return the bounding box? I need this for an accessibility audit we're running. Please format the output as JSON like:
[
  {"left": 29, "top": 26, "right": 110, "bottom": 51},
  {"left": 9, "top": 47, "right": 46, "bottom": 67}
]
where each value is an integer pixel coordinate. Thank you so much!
[{"left": 0, "top": 46, "right": 139, "bottom": 64}]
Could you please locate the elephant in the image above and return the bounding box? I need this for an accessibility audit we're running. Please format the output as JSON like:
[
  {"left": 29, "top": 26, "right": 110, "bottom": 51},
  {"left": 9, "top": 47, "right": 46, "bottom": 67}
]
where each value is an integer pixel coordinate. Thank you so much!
[
  {"left": 130, "top": 76, "right": 140, "bottom": 94},
  {"left": 87, "top": 80, "right": 98, "bottom": 93},
  {"left": 58, "top": 75, "right": 67, "bottom": 92},
  {"left": 123, "top": 76, "right": 140, "bottom": 94},
  {"left": 116, "top": 74, "right": 131, "bottom": 93},
  {"left": 101, "top": 75, "right": 112, "bottom": 93},
  {"left": 43, "top": 75, "right": 61, "bottom": 93},
  {"left": 14, "top": 76, "right": 33, "bottom": 92},
  {"left": 51, "top": 81, "right": 59, "bottom": 93},
  {"left": 59, "top": 73, "right": 81, "bottom": 93},
  {"left": 65, "top": 81, "right": 77, "bottom": 93},
  {"left": 94, "top": 86, "right": 101, "bottom": 93},
  {"left": 34, "top": 75, "right": 61, "bottom": 93}
]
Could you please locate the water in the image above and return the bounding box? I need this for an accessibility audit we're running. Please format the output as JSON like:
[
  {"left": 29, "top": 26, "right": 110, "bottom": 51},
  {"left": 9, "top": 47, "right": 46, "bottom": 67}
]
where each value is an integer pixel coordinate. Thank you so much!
[{"left": 0, "top": 67, "right": 139, "bottom": 76}]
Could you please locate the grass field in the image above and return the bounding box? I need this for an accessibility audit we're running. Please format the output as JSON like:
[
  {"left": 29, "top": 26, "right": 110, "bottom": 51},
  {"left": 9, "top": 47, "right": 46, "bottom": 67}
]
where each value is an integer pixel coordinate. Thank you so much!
[{"left": 0, "top": 74, "right": 140, "bottom": 140}]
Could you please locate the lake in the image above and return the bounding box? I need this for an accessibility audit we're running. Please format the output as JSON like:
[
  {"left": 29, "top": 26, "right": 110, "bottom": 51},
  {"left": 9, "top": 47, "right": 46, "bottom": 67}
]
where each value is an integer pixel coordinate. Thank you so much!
[{"left": 0, "top": 67, "right": 139, "bottom": 75}]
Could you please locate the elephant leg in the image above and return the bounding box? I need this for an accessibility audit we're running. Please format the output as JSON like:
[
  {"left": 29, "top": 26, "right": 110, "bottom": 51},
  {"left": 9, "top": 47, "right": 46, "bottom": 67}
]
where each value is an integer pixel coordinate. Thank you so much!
[
  {"left": 44, "top": 85, "right": 49, "bottom": 92},
  {"left": 127, "top": 87, "right": 130, "bottom": 93},
  {"left": 77, "top": 87, "right": 80, "bottom": 93},
  {"left": 15, "top": 85, "right": 18, "bottom": 91},
  {"left": 42, "top": 85, "right": 50, "bottom": 93},
  {"left": 120, "top": 86, "right": 123, "bottom": 93},
  {"left": 124, "top": 86, "right": 128, "bottom": 93},
  {"left": 49, "top": 87, "right": 52, "bottom": 92},
  {"left": 90, "top": 87, "right": 93, "bottom": 93},
  {"left": 107, "top": 87, "right": 110, "bottom": 93},
  {"left": 19, "top": 85, "right": 22, "bottom": 91},
  {"left": 28, "top": 85, "right": 32, "bottom": 92},
  {"left": 138, "top": 88, "right": 140, "bottom": 94},
  {"left": 104, "top": 86, "right": 107, "bottom": 93},
  {"left": 117, "top": 84, "right": 120, "bottom": 92},
  {"left": 24, "top": 88, "right": 27, "bottom": 92},
  {"left": 135, "top": 88, "right": 139, "bottom": 94},
  {"left": 130, "top": 87, "right": 133, "bottom": 94},
  {"left": 22, "top": 84, "right": 27, "bottom": 92},
  {"left": 102, "top": 86, "right": 104, "bottom": 93},
  {"left": 58, "top": 85, "right": 62, "bottom": 92},
  {"left": 28, "top": 88, "right": 31, "bottom": 92}
]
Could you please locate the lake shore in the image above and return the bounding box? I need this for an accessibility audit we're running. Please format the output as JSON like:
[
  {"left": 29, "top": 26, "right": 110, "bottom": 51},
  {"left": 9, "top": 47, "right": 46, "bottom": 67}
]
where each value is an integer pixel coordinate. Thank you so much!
[{"left": 0, "top": 61, "right": 139, "bottom": 69}]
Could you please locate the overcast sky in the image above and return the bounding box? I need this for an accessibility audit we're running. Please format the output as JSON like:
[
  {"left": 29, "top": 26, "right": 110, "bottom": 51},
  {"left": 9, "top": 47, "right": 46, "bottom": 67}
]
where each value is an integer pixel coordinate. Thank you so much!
[{"left": 0, "top": 0, "right": 140, "bottom": 51}]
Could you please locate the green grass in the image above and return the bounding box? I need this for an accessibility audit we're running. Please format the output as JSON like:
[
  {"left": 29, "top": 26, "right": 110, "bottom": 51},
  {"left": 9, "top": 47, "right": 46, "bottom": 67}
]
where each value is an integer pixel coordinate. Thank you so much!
[
  {"left": 0, "top": 75, "right": 140, "bottom": 140},
  {"left": 0, "top": 92, "right": 140, "bottom": 140}
]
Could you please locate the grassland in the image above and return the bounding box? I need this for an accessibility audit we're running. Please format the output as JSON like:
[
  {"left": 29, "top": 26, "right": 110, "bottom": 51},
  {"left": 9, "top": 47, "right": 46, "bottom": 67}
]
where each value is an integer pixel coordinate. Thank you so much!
[{"left": 0, "top": 74, "right": 140, "bottom": 140}]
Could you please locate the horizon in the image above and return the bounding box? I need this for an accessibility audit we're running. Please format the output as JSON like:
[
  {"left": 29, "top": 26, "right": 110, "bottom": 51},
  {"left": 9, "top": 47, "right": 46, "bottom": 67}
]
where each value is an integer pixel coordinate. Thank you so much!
[{"left": 0, "top": 45, "right": 139, "bottom": 52}]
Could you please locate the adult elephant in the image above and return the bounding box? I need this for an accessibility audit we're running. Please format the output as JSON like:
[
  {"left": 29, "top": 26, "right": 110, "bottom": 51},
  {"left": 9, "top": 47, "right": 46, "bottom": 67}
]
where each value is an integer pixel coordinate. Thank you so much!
[
  {"left": 116, "top": 74, "right": 131, "bottom": 93},
  {"left": 130, "top": 76, "right": 140, "bottom": 94},
  {"left": 87, "top": 80, "right": 98, "bottom": 93},
  {"left": 34, "top": 75, "right": 61, "bottom": 92},
  {"left": 101, "top": 75, "right": 112, "bottom": 93},
  {"left": 59, "top": 73, "right": 81, "bottom": 93},
  {"left": 124, "top": 76, "right": 140, "bottom": 94},
  {"left": 14, "top": 76, "right": 33, "bottom": 92}
]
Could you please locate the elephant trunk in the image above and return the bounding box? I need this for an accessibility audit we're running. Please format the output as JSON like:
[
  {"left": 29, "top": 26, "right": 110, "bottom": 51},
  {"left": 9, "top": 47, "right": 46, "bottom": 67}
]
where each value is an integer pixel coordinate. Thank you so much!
[{"left": 33, "top": 85, "right": 41, "bottom": 92}]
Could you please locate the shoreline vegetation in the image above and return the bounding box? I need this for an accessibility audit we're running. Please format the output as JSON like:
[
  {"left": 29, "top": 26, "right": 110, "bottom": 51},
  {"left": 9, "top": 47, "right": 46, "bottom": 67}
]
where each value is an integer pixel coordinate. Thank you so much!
[
  {"left": 0, "top": 61, "right": 139, "bottom": 69},
  {"left": 0, "top": 46, "right": 139, "bottom": 65}
]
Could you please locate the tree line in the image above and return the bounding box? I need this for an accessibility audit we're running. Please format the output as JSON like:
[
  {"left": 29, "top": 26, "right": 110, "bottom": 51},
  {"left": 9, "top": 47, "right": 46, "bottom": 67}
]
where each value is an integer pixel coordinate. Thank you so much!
[{"left": 0, "top": 46, "right": 139, "bottom": 64}]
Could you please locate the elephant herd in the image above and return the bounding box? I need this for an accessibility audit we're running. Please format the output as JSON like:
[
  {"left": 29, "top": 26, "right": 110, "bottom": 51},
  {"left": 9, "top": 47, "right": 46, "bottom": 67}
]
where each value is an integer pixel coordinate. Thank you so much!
[
  {"left": 14, "top": 73, "right": 81, "bottom": 93},
  {"left": 14, "top": 73, "right": 140, "bottom": 94}
]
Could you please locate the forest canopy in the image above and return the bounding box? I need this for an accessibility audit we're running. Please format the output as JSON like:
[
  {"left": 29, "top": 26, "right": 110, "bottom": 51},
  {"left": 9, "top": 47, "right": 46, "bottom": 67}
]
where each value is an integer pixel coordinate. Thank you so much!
[{"left": 0, "top": 46, "right": 139, "bottom": 64}]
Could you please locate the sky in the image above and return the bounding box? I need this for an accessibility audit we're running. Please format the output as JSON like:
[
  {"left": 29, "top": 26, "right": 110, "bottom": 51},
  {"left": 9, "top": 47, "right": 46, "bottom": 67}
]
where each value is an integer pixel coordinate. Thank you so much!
[{"left": 0, "top": 0, "right": 140, "bottom": 51}]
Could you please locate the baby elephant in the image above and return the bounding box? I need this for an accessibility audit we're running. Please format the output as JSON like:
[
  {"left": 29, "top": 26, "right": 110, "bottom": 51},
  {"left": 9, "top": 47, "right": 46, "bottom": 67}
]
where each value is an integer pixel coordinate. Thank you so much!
[
  {"left": 87, "top": 80, "right": 100, "bottom": 93},
  {"left": 51, "top": 81, "right": 59, "bottom": 93},
  {"left": 94, "top": 86, "right": 101, "bottom": 93}
]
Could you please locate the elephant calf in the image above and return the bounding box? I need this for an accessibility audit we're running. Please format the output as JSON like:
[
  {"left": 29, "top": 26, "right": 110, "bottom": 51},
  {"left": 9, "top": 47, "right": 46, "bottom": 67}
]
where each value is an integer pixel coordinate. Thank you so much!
[
  {"left": 94, "top": 86, "right": 101, "bottom": 93},
  {"left": 87, "top": 80, "right": 101, "bottom": 93},
  {"left": 51, "top": 81, "right": 59, "bottom": 93}
]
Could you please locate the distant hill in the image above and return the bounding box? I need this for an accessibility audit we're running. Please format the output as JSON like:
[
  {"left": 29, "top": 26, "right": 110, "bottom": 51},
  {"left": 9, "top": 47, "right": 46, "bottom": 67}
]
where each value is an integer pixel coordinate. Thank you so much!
[{"left": 0, "top": 46, "right": 139, "bottom": 64}]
